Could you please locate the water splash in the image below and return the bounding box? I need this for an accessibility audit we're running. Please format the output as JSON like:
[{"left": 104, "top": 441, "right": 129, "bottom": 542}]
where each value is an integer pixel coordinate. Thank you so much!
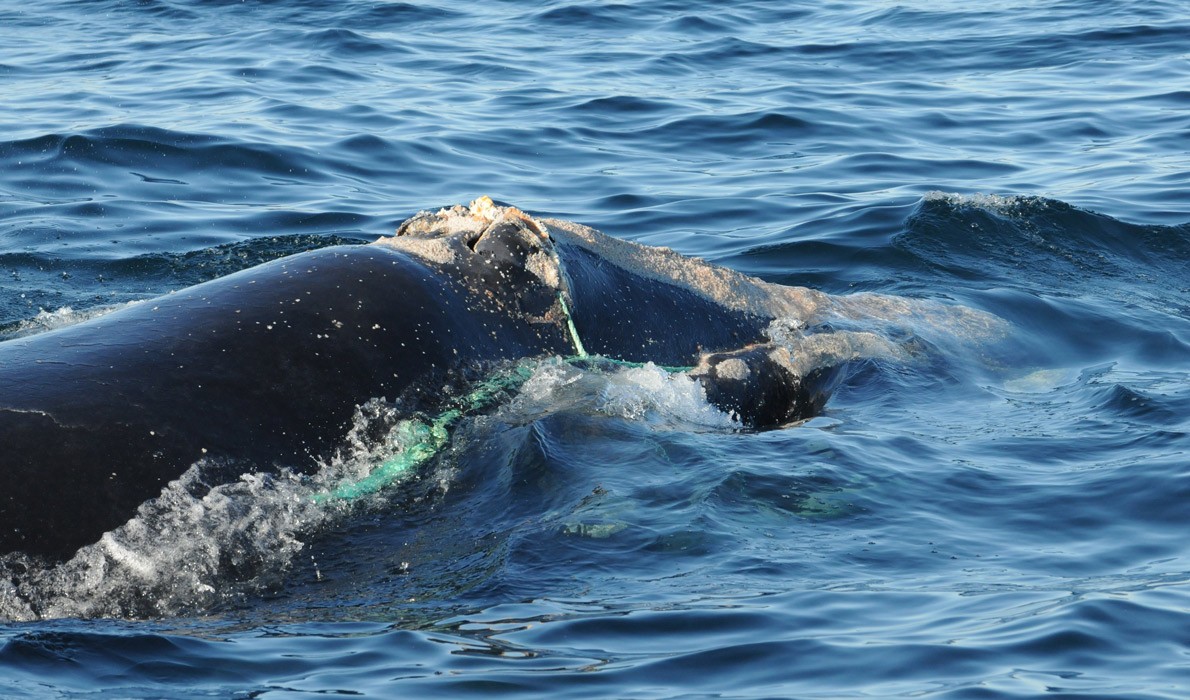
[
  {"left": 0, "top": 398, "right": 439, "bottom": 620},
  {"left": 0, "top": 302, "right": 144, "bottom": 339},
  {"left": 507, "top": 358, "right": 737, "bottom": 429},
  {"left": 0, "top": 357, "right": 742, "bottom": 621}
]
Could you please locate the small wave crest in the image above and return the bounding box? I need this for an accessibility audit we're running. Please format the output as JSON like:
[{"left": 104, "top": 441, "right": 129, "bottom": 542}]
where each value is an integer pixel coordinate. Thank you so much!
[
  {"left": 0, "top": 302, "right": 143, "bottom": 339},
  {"left": 904, "top": 192, "right": 1190, "bottom": 355},
  {"left": 913, "top": 192, "right": 1190, "bottom": 269},
  {"left": 921, "top": 190, "right": 1056, "bottom": 217}
]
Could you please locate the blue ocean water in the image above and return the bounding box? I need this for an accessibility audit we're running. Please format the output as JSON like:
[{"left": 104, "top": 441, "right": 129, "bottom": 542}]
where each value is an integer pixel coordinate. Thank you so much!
[{"left": 1, "top": 0, "right": 1188, "bottom": 697}]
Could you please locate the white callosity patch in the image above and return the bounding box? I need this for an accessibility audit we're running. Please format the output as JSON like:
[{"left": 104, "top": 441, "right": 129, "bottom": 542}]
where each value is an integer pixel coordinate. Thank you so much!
[
  {"left": 524, "top": 249, "right": 561, "bottom": 289},
  {"left": 369, "top": 198, "right": 594, "bottom": 361},
  {"left": 373, "top": 197, "right": 556, "bottom": 277},
  {"left": 540, "top": 216, "right": 828, "bottom": 320},
  {"left": 370, "top": 199, "right": 496, "bottom": 265},
  {"left": 713, "top": 357, "right": 751, "bottom": 381}
]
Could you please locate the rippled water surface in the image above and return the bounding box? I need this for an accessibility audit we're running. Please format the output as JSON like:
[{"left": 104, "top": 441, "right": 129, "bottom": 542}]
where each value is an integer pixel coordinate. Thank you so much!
[{"left": 1, "top": 1, "right": 1188, "bottom": 698}]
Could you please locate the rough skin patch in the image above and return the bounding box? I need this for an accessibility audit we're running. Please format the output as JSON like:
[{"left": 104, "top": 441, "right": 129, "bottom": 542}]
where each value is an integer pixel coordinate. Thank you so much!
[
  {"left": 373, "top": 197, "right": 555, "bottom": 273},
  {"left": 374, "top": 199, "right": 1008, "bottom": 371},
  {"left": 713, "top": 357, "right": 751, "bottom": 381},
  {"left": 539, "top": 216, "right": 828, "bottom": 319},
  {"left": 525, "top": 250, "right": 560, "bottom": 289}
]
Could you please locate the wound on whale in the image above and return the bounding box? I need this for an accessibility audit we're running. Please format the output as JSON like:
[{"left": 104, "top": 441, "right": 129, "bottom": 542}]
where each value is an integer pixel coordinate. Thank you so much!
[{"left": 0, "top": 198, "right": 935, "bottom": 562}]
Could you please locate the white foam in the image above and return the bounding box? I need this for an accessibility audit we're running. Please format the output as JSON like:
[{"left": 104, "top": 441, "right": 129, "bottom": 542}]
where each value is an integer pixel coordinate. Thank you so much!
[
  {"left": 0, "top": 399, "right": 432, "bottom": 621},
  {"left": 508, "top": 358, "right": 737, "bottom": 429},
  {"left": 0, "top": 465, "right": 324, "bottom": 620},
  {"left": 923, "top": 191, "right": 1051, "bottom": 216}
]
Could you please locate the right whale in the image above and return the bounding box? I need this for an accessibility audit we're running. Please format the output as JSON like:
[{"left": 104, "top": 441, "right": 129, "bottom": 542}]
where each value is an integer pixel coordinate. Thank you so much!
[{"left": 0, "top": 197, "right": 1003, "bottom": 562}]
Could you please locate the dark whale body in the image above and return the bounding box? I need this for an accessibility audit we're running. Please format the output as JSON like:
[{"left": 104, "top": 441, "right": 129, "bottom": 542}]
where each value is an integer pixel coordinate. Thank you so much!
[{"left": 0, "top": 199, "right": 845, "bottom": 561}]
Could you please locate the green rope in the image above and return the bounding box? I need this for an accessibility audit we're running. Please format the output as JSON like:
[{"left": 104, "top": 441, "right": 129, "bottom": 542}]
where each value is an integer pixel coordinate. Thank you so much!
[
  {"left": 315, "top": 289, "right": 695, "bottom": 504},
  {"left": 557, "top": 291, "right": 588, "bottom": 359},
  {"left": 556, "top": 290, "right": 694, "bottom": 372},
  {"left": 313, "top": 364, "right": 533, "bottom": 503}
]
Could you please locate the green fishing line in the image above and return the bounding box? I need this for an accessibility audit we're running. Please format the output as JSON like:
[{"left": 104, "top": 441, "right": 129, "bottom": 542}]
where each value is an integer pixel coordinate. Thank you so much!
[
  {"left": 313, "top": 364, "right": 534, "bottom": 503},
  {"left": 315, "top": 291, "right": 694, "bottom": 504},
  {"left": 556, "top": 291, "right": 589, "bottom": 359}
]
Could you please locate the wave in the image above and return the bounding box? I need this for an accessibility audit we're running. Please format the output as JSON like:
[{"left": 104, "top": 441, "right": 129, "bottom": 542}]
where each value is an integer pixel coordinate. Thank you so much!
[
  {"left": 0, "top": 301, "right": 144, "bottom": 339},
  {"left": 0, "top": 125, "right": 327, "bottom": 184},
  {"left": 0, "top": 359, "right": 742, "bottom": 621},
  {"left": 0, "top": 233, "right": 366, "bottom": 329},
  {"left": 900, "top": 193, "right": 1190, "bottom": 300}
]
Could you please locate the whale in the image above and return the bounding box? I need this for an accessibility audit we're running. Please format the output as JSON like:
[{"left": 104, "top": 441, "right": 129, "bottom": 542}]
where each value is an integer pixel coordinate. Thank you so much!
[{"left": 0, "top": 198, "right": 976, "bottom": 562}]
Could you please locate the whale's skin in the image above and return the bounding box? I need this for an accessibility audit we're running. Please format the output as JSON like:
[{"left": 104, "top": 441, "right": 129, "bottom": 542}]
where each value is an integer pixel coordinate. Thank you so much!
[{"left": 0, "top": 200, "right": 835, "bottom": 561}]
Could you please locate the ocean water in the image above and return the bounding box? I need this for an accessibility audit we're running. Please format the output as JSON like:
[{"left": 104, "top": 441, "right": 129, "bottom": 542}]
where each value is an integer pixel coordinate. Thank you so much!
[{"left": 1, "top": 0, "right": 1188, "bottom": 697}]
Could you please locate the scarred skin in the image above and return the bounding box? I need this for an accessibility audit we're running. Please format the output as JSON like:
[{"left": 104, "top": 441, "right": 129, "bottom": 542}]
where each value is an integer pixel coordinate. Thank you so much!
[{"left": 0, "top": 199, "right": 844, "bottom": 561}]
